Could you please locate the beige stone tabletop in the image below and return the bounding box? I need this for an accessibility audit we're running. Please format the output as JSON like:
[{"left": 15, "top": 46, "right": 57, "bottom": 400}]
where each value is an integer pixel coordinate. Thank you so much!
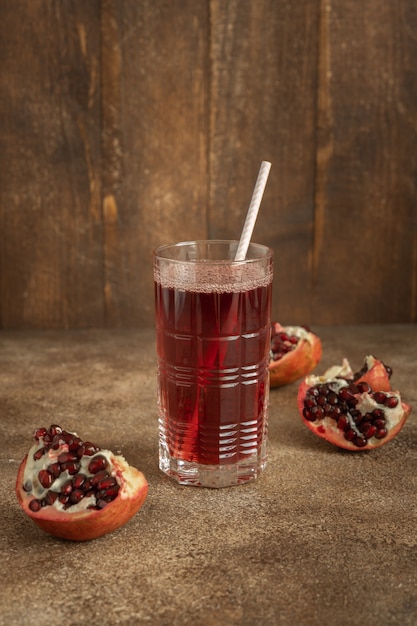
[{"left": 1, "top": 325, "right": 416, "bottom": 626}]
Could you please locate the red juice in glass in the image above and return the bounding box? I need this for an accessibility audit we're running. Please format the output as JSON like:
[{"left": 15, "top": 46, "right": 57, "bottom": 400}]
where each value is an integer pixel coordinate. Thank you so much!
[{"left": 153, "top": 240, "right": 273, "bottom": 487}]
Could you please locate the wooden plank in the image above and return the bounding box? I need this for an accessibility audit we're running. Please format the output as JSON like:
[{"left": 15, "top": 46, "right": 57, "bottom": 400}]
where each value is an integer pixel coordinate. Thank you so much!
[
  {"left": 100, "top": 0, "right": 209, "bottom": 327},
  {"left": 0, "top": 0, "right": 103, "bottom": 328},
  {"left": 209, "top": 0, "right": 320, "bottom": 325},
  {"left": 313, "top": 0, "right": 417, "bottom": 324}
]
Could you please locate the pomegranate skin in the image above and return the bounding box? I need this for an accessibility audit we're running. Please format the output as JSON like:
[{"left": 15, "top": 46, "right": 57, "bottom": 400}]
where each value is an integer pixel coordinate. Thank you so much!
[
  {"left": 16, "top": 450, "right": 148, "bottom": 541},
  {"left": 354, "top": 355, "right": 392, "bottom": 393},
  {"left": 269, "top": 323, "right": 322, "bottom": 388},
  {"left": 297, "top": 360, "right": 412, "bottom": 451}
]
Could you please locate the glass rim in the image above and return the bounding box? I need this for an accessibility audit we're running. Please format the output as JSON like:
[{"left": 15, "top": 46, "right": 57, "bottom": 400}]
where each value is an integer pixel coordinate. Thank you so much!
[{"left": 153, "top": 239, "right": 273, "bottom": 264}]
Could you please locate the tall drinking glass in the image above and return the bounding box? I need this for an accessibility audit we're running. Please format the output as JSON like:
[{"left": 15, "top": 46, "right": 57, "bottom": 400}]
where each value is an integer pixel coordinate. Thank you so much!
[{"left": 153, "top": 240, "right": 273, "bottom": 487}]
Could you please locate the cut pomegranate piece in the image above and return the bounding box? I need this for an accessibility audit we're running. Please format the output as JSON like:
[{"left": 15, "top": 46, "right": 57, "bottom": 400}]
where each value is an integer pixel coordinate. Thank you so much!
[
  {"left": 16, "top": 425, "right": 148, "bottom": 541},
  {"left": 269, "top": 323, "right": 322, "bottom": 387},
  {"left": 297, "top": 358, "right": 412, "bottom": 451}
]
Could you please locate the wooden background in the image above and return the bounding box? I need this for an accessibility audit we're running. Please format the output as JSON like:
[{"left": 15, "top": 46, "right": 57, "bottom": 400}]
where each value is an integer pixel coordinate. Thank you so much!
[{"left": 0, "top": 0, "right": 416, "bottom": 329}]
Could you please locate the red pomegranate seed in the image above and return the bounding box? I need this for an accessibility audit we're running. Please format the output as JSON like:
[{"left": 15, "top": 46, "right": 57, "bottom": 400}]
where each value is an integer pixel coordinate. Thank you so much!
[
  {"left": 356, "top": 382, "right": 371, "bottom": 394},
  {"left": 58, "top": 452, "right": 78, "bottom": 465},
  {"left": 49, "top": 425, "right": 63, "bottom": 437},
  {"left": 45, "top": 490, "right": 59, "bottom": 505},
  {"left": 384, "top": 396, "right": 399, "bottom": 409},
  {"left": 76, "top": 444, "right": 86, "bottom": 458},
  {"left": 373, "top": 392, "right": 387, "bottom": 405},
  {"left": 33, "top": 448, "right": 46, "bottom": 461},
  {"left": 88, "top": 455, "right": 108, "bottom": 474},
  {"left": 68, "top": 437, "right": 82, "bottom": 452},
  {"left": 60, "top": 479, "right": 73, "bottom": 495},
  {"left": 69, "top": 489, "right": 84, "bottom": 504},
  {"left": 48, "top": 462, "right": 61, "bottom": 479},
  {"left": 337, "top": 415, "right": 349, "bottom": 431},
  {"left": 72, "top": 473, "right": 86, "bottom": 489},
  {"left": 33, "top": 427, "right": 47, "bottom": 440},
  {"left": 353, "top": 436, "right": 367, "bottom": 448},
  {"left": 363, "top": 425, "right": 377, "bottom": 439},
  {"left": 97, "top": 475, "right": 117, "bottom": 490},
  {"left": 344, "top": 429, "right": 356, "bottom": 442},
  {"left": 38, "top": 469, "right": 53, "bottom": 489},
  {"left": 29, "top": 499, "right": 42, "bottom": 512},
  {"left": 61, "top": 461, "right": 80, "bottom": 475},
  {"left": 91, "top": 470, "right": 110, "bottom": 486},
  {"left": 103, "top": 485, "right": 120, "bottom": 500},
  {"left": 83, "top": 442, "right": 100, "bottom": 456},
  {"left": 375, "top": 428, "right": 388, "bottom": 439},
  {"left": 82, "top": 478, "right": 93, "bottom": 491}
]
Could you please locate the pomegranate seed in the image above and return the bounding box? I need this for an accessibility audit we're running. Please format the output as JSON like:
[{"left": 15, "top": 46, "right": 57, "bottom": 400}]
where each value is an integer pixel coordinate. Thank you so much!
[
  {"left": 373, "top": 392, "right": 387, "bottom": 405},
  {"left": 68, "top": 437, "right": 82, "bottom": 452},
  {"left": 72, "top": 473, "right": 86, "bottom": 489},
  {"left": 49, "top": 425, "right": 63, "bottom": 437},
  {"left": 88, "top": 455, "right": 108, "bottom": 474},
  {"left": 58, "top": 452, "right": 78, "bottom": 465},
  {"left": 69, "top": 489, "right": 84, "bottom": 504},
  {"left": 104, "top": 485, "right": 120, "bottom": 500},
  {"left": 33, "top": 427, "right": 47, "bottom": 440},
  {"left": 52, "top": 437, "right": 65, "bottom": 450},
  {"left": 60, "top": 479, "right": 73, "bottom": 495},
  {"left": 327, "top": 391, "right": 338, "bottom": 405},
  {"left": 83, "top": 442, "right": 100, "bottom": 456},
  {"left": 33, "top": 448, "right": 45, "bottom": 461},
  {"left": 48, "top": 463, "right": 61, "bottom": 479},
  {"left": 38, "top": 469, "right": 53, "bottom": 489},
  {"left": 363, "top": 425, "right": 377, "bottom": 439},
  {"left": 344, "top": 429, "right": 356, "bottom": 442},
  {"left": 96, "top": 499, "right": 108, "bottom": 509},
  {"left": 29, "top": 499, "right": 42, "bottom": 512},
  {"left": 23, "top": 480, "right": 32, "bottom": 492},
  {"left": 97, "top": 475, "right": 117, "bottom": 490},
  {"left": 76, "top": 444, "right": 86, "bottom": 458},
  {"left": 356, "top": 382, "right": 371, "bottom": 394},
  {"left": 82, "top": 477, "right": 93, "bottom": 491},
  {"left": 61, "top": 461, "right": 80, "bottom": 475},
  {"left": 353, "top": 436, "right": 367, "bottom": 448},
  {"left": 45, "top": 490, "right": 59, "bottom": 505},
  {"left": 337, "top": 415, "right": 349, "bottom": 431},
  {"left": 375, "top": 428, "right": 388, "bottom": 439},
  {"left": 384, "top": 396, "right": 399, "bottom": 409},
  {"left": 91, "top": 470, "right": 110, "bottom": 486},
  {"left": 59, "top": 493, "right": 69, "bottom": 504}
]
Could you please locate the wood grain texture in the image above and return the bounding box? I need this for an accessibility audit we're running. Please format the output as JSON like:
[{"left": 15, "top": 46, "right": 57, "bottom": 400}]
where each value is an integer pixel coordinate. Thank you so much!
[
  {"left": 209, "top": 0, "right": 320, "bottom": 324},
  {"left": 313, "top": 0, "right": 417, "bottom": 324},
  {"left": 0, "top": 0, "right": 416, "bottom": 328},
  {"left": 100, "top": 0, "right": 209, "bottom": 327},
  {"left": 0, "top": 0, "right": 103, "bottom": 328}
]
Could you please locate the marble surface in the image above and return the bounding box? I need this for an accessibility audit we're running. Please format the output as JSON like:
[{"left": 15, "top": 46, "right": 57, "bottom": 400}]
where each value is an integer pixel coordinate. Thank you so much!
[{"left": 1, "top": 325, "right": 416, "bottom": 626}]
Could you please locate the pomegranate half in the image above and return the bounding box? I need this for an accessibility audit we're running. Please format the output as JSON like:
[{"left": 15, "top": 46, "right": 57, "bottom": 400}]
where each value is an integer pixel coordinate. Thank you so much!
[
  {"left": 269, "top": 323, "right": 322, "bottom": 388},
  {"left": 297, "top": 357, "right": 412, "bottom": 451},
  {"left": 16, "top": 425, "right": 148, "bottom": 541}
]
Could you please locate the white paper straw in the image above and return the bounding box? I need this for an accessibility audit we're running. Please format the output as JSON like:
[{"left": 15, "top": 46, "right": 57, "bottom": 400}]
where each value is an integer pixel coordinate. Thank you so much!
[{"left": 234, "top": 161, "right": 271, "bottom": 261}]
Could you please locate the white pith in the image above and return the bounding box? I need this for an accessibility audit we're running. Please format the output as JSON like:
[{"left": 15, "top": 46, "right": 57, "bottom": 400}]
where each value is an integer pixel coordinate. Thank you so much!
[{"left": 284, "top": 325, "right": 314, "bottom": 344}]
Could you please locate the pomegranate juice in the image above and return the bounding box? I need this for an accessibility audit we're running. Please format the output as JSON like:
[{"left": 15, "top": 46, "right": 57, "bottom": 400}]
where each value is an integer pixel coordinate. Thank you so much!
[{"left": 154, "top": 241, "right": 273, "bottom": 486}]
